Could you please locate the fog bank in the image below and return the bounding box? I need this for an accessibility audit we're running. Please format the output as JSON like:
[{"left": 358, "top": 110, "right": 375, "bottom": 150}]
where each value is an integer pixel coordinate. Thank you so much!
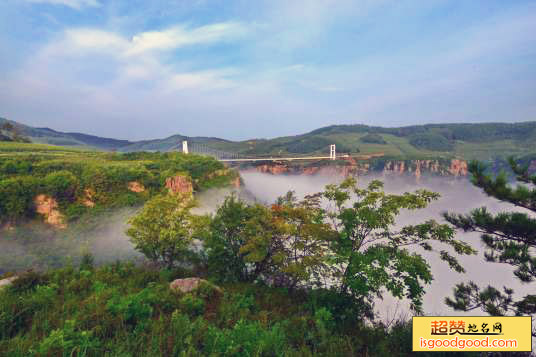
[{"left": 240, "top": 172, "right": 534, "bottom": 319}]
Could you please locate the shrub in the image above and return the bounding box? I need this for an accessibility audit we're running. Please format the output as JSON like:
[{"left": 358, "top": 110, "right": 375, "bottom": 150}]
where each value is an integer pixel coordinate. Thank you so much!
[
  {"left": 106, "top": 288, "right": 156, "bottom": 326},
  {"left": 217, "top": 292, "right": 256, "bottom": 325},
  {"left": 34, "top": 320, "right": 99, "bottom": 356},
  {"left": 361, "top": 133, "right": 387, "bottom": 144},
  {"left": 0, "top": 176, "right": 39, "bottom": 223},
  {"left": 8, "top": 271, "right": 49, "bottom": 294},
  {"left": 44, "top": 170, "right": 79, "bottom": 203},
  {"left": 409, "top": 133, "right": 453, "bottom": 151},
  {"left": 179, "top": 294, "right": 205, "bottom": 317},
  {"left": 127, "top": 194, "right": 198, "bottom": 269},
  {"left": 204, "top": 319, "right": 287, "bottom": 356}
]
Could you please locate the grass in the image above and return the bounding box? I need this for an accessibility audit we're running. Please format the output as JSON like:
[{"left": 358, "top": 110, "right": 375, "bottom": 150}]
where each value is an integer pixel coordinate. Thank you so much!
[
  {"left": 0, "top": 261, "right": 477, "bottom": 356},
  {"left": 454, "top": 139, "right": 534, "bottom": 161},
  {"left": 0, "top": 142, "right": 95, "bottom": 153}
]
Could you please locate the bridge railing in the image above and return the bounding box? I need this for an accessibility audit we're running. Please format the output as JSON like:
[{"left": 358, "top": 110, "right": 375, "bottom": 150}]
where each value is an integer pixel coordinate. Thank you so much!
[{"left": 171, "top": 141, "right": 382, "bottom": 162}]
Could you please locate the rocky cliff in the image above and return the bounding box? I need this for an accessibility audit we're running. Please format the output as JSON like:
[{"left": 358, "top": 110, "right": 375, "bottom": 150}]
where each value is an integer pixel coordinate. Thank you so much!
[
  {"left": 165, "top": 175, "right": 194, "bottom": 195},
  {"left": 244, "top": 158, "right": 468, "bottom": 179},
  {"left": 34, "top": 194, "right": 66, "bottom": 228}
]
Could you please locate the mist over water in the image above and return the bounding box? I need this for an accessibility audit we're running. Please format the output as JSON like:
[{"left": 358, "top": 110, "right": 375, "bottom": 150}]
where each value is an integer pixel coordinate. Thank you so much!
[
  {"left": 1, "top": 171, "right": 532, "bottom": 322},
  {"left": 240, "top": 171, "right": 534, "bottom": 320},
  {"left": 0, "top": 187, "right": 246, "bottom": 274},
  {"left": 0, "top": 208, "right": 144, "bottom": 273}
]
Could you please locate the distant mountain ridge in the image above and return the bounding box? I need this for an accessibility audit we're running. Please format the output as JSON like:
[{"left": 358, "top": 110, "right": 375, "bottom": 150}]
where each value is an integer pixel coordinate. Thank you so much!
[{"left": 2, "top": 117, "right": 536, "bottom": 161}]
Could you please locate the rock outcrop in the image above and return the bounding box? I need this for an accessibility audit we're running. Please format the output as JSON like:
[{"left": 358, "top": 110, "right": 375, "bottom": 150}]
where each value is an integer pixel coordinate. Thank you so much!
[
  {"left": 449, "top": 159, "right": 468, "bottom": 177},
  {"left": 34, "top": 194, "right": 66, "bottom": 228},
  {"left": 128, "top": 181, "right": 145, "bottom": 193},
  {"left": 82, "top": 188, "right": 95, "bottom": 207},
  {"left": 165, "top": 175, "right": 193, "bottom": 195},
  {"left": 204, "top": 168, "right": 242, "bottom": 188},
  {"left": 247, "top": 158, "right": 468, "bottom": 180},
  {"left": 231, "top": 176, "right": 241, "bottom": 188},
  {"left": 256, "top": 164, "right": 289, "bottom": 175},
  {"left": 0, "top": 276, "right": 17, "bottom": 289},
  {"left": 169, "top": 277, "right": 222, "bottom": 294}
]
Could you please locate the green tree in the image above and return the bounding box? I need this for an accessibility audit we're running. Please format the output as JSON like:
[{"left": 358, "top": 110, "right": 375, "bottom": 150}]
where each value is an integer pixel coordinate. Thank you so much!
[
  {"left": 205, "top": 195, "right": 282, "bottom": 283},
  {"left": 126, "top": 194, "right": 198, "bottom": 269},
  {"left": 0, "top": 176, "right": 39, "bottom": 224},
  {"left": 322, "top": 178, "right": 475, "bottom": 315},
  {"left": 270, "top": 191, "right": 335, "bottom": 290},
  {"left": 443, "top": 159, "right": 536, "bottom": 335},
  {"left": 205, "top": 193, "right": 331, "bottom": 287}
]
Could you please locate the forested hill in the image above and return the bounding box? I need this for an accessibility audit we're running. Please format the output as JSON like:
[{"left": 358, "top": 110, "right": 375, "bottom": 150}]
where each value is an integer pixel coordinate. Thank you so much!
[{"left": 2, "top": 117, "right": 536, "bottom": 160}]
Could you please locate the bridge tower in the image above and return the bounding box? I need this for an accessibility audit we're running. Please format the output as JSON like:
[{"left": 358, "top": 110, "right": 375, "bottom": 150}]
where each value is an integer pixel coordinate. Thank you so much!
[
  {"left": 182, "top": 140, "right": 189, "bottom": 154},
  {"left": 330, "top": 144, "right": 336, "bottom": 160}
]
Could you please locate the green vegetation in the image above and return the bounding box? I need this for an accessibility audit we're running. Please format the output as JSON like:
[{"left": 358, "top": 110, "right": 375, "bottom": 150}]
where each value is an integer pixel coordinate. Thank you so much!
[
  {"left": 409, "top": 133, "right": 454, "bottom": 151},
  {"left": 0, "top": 175, "right": 479, "bottom": 356},
  {"left": 2, "top": 139, "right": 535, "bottom": 354},
  {"left": 0, "top": 262, "right": 469, "bottom": 356},
  {"left": 4, "top": 117, "right": 536, "bottom": 161},
  {"left": 444, "top": 159, "right": 536, "bottom": 336},
  {"left": 360, "top": 133, "right": 387, "bottom": 144},
  {"left": 0, "top": 143, "right": 238, "bottom": 226},
  {"left": 127, "top": 194, "right": 202, "bottom": 269}
]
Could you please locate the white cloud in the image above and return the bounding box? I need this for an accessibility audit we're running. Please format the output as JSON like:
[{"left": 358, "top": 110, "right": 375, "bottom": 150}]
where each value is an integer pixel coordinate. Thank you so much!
[
  {"left": 23, "top": 0, "right": 100, "bottom": 10},
  {"left": 30, "top": 23, "right": 243, "bottom": 94},
  {"left": 165, "top": 70, "right": 237, "bottom": 91},
  {"left": 127, "top": 22, "right": 247, "bottom": 55},
  {"left": 43, "top": 22, "right": 247, "bottom": 58},
  {"left": 64, "top": 28, "right": 127, "bottom": 51},
  {"left": 3, "top": 1, "right": 536, "bottom": 140}
]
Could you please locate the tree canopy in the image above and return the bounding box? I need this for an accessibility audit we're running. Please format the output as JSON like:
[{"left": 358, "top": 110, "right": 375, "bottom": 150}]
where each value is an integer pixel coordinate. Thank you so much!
[
  {"left": 443, "top": 159, "right": 536, "bottom": 336},
  {"left": 133, "top": 177, "right": 476, "bottom": 320}
]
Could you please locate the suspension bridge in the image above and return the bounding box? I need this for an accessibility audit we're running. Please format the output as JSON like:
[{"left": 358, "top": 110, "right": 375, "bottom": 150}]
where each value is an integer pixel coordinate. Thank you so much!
[{"left": 171, "top": 141, "right": 383, "bottom": 162}]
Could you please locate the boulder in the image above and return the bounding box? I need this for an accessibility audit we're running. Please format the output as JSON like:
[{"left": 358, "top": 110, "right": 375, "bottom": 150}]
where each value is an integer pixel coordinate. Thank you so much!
[
  {"left": 0, "top": 276, "right": 17, "bottom": 290},
  {"left": 128, "top": 181, "right": 145, "bottom": 193},
  {"left": 169, "top": 277, "right": 222, "bottom": 294}
]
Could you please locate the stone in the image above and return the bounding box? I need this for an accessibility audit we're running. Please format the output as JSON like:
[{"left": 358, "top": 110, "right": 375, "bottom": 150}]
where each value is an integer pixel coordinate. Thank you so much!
[
  {"left": 169, "top": 277, "right": 222, "bottom": 294},
  {"left": 128, "top": 181, "right": 145, "bottom": 193},
  {"left": 165, "top": 175, "right": 193, "bottom": 195},
  {"left": 34, "top": 194, "right": 66, "bottom": 228},
  {"left": 449, "top": 159, "right": 468, "bottom": 176},
  {"left": 0, "top": 276, "right": 17, "bottom": 289},
  {"left": 82, "top": 188, "right": 95, "bottom": 207}
]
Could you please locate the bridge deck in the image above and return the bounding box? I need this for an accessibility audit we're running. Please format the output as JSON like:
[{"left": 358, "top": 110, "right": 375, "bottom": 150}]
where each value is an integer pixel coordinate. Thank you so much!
[{"left": 219, "top": 153, "right": 384, "bottom": 162}]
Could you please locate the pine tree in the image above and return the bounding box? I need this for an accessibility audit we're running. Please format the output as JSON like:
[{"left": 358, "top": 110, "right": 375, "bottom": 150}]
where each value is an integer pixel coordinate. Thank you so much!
[{"left": 443, "top": 158, "right": 536, "bottom": 336}]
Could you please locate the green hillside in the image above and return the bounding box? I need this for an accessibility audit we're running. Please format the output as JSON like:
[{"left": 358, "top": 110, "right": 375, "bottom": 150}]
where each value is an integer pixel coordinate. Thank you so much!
[
  {"left": 3, "top": 117, "right": 536, "bottom": 161},
  {"left": 0, "top": 141, "right": 238, "bottom": 227}
]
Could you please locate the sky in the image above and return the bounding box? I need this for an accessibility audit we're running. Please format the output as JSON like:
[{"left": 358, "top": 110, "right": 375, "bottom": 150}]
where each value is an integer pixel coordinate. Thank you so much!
[{"left": 0, "top": 0, "right": 535, "bottom": 141}]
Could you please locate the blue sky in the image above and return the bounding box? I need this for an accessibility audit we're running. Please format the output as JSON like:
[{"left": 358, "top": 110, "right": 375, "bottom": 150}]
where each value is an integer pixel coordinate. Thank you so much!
[{"left": 1, "top": 0, "right": 535, "bottom": 140}]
